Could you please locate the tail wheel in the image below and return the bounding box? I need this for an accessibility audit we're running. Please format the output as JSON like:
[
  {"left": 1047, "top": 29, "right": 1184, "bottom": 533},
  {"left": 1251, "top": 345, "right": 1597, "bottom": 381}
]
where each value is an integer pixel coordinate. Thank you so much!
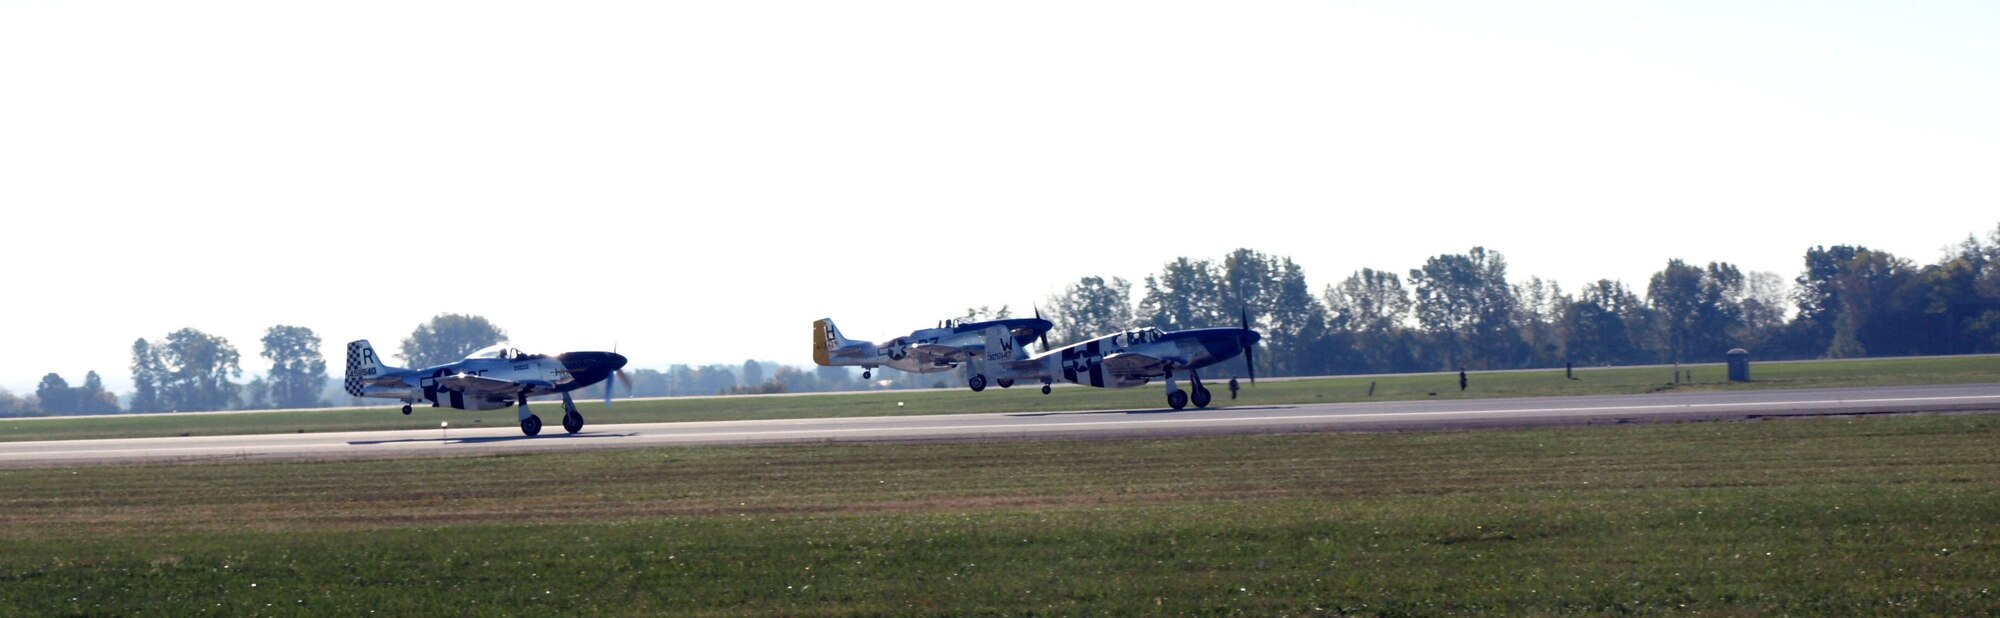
[
  {"left": 401, "top": 404, "right": 412, "bottom": 415},
  {"left": 862, "top": 370, "right": 872, "bottom": 379},
  {"left": 1041, "top": 384, "right": 1052, "bottom": 395},
  {"left": 968, "top": 374, "right": 987, "bottom": 392},
  {"left": 1167, "top": 389, "right": 1188, "bottom": 410},
  {"left": 520, "top": 414, "right": 543, "bottom": 436}
]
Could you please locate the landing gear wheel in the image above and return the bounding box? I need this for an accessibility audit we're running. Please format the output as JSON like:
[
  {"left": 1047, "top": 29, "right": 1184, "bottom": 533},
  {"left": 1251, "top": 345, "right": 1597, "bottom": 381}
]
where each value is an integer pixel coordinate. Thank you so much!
[
  {"left": 401, "top": 404, "right": 412, "bottom": 415},
  {"left": 968, "top": 374, "right": 987, "bottom": 392},
  {"left": 998, "top": 378, "right": 1014, "bottom": 389},
  {"left": 1167, "top": 389, "right": 1189, "bottom": 410},
  {"left": 862, "top": 370, "right": 872, "bottom": 379},
  {"left": 1192, "top": 386, "right": 1212, "bottom": 409},
  {"left": 1041, "top": 384, "right": 1052, "bottom": 395},
  {"left": 520, "top": 414, "right": 543, "bottom": 436},
  {"left": 562, "top": 412, "right": 583, "bottom": 434}
]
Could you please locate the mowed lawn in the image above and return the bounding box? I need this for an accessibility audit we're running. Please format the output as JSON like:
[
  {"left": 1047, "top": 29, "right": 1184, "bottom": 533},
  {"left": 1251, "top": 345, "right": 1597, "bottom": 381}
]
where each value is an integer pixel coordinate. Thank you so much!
[
  {"left": 4, "top": 354, "right": 1998, "bottom": 443},
  {"left": 1, "top": 413, "right": 1995, "bottom": 615}
]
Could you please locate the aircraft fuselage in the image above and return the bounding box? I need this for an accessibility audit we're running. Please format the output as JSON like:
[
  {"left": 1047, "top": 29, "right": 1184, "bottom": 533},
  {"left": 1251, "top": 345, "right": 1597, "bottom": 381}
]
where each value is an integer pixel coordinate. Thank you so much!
[
  {"left": 344, "top": 342, "right": 628, "bottom": 411},
  {"left": 814, "top": 316, "right": 1050, "bottom": 374}
]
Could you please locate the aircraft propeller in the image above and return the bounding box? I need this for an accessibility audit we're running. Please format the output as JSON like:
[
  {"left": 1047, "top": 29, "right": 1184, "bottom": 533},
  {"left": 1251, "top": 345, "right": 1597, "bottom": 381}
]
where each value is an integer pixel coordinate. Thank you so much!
[
  {"left": 605, "top": 367, "right": 632, "bottom": 408},
  {"left": 605, "top": 343, "right": 632, "bottom": 408},
  {"left": 1239, "top": 307, "right": 1257, "bottom": 384},
  {"left": 1035, "top": 306, "right": 1051, "bottom": 353}
]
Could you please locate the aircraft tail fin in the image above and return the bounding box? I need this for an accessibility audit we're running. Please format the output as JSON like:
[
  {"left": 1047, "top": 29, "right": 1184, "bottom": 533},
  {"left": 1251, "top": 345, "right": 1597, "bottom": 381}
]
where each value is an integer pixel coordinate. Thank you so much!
[
  {"left": 343, "top": 339, "right": 390, "bottom": 396},
  {"left": 813, "top": 319, "right": 849, "bottom": 366},
  {"left": 981, "top": 324, "right": 1019, "bottom": 361}
]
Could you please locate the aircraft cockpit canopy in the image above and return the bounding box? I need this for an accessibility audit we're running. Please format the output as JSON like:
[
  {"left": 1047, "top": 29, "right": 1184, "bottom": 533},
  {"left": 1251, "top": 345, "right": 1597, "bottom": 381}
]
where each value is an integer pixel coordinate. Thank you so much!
[
  {"left": 939, "top": 318, "right": 963, "bottom": 330},
  {"left": 465, "top": 344, "right": 525, "bottom": 361},
  {"left": 1125, "top": 328, "right": 1162, "bottom": 344}
]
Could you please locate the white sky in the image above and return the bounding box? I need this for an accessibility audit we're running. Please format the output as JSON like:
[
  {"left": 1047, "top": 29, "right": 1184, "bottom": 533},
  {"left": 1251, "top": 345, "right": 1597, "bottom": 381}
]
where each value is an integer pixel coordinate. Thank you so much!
[{"left": 3, "top": 1, "right": 1996, "bottom": 395}]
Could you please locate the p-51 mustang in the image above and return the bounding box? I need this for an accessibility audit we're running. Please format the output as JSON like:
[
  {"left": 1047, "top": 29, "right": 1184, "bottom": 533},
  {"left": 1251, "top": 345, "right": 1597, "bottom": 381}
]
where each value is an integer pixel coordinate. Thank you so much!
[
  {"left": 343, "top": 340, "right": 629, "bottom": 436},
  {"left": 974, "top": 311, "right": 1261, "bottom": 409},
  {"left": 812, "top": 314, "right": 1052, "bottom": 380}
]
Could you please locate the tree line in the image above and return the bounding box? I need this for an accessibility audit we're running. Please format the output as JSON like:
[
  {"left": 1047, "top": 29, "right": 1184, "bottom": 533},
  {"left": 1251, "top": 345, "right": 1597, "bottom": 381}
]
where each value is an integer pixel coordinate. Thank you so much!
[
  {"left": 1042, "top": 224, "right": 2000, "bottom": 377},
  {"left": 6, "top": 224, "right": 1997, "bottom": 416},
  {"left": 0, "top": 313, "right": 872, "bottom": 417},
  {"left": 3, "top": 325, "right": 335, "bottom": 417}
]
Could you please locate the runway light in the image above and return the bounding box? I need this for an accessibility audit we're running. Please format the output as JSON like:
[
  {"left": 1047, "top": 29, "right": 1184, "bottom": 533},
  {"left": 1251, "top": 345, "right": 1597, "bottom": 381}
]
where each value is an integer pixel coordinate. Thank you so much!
[{"left": 897, "top": 402, "right": 904, "bottom": 407}]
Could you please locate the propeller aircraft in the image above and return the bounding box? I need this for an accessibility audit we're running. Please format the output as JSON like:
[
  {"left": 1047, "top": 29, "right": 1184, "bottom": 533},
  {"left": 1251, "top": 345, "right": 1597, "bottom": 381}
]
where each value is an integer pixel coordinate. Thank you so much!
[
  {"left": 342, "top": 340, "right": 629, "bottom": 436},
  {"left": 976, "top": 311, "right": 1262, "bottom": 410},
  {"left": 812, "top": 314, "right": 1053, "bottom": 380}
]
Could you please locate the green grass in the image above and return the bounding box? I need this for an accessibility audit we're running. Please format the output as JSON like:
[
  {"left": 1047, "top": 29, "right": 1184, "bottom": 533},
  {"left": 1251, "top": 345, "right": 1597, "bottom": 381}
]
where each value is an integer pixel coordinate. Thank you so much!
[
  {"left": 1, "top": 413, "right": 1996, "bottom": 614},
  {"left": 4, "top": 355, "right": 1996, "bottom": 443}
]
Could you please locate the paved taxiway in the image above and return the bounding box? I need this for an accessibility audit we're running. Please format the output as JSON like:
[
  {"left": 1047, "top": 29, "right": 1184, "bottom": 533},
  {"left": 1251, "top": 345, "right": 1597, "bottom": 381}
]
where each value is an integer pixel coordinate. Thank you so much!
[{"left": 4, "top": 384, "right": 1997, "bottom": 467}]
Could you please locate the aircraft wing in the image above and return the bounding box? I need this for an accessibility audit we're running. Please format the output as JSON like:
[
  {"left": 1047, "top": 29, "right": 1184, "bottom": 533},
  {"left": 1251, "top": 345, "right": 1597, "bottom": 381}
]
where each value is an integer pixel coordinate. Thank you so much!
[
  {"left": 990, "top": 353, "right": 1059, "bottom": 381},
  {"left": 1100, "top": 352, "right": 1182, "bottom": 379},
  {"left": 903, "top": 342, "right": 975, "bottom": 367},
  {"left": 435, "top": 373, "right": 556, "bottom": 398}
]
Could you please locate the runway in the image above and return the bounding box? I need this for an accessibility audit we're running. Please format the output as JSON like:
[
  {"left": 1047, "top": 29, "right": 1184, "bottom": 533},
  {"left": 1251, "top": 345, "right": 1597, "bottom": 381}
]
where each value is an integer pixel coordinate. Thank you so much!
[{"left": 4, "top": 384, "right": 1998, "bottom": 467}]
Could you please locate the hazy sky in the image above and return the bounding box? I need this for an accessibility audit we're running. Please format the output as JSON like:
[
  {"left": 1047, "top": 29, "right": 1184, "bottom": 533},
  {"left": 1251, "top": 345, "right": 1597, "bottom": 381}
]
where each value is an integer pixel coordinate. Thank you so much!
[{"left": 4, "top": 1, "right": 1996, "bottom": 395}]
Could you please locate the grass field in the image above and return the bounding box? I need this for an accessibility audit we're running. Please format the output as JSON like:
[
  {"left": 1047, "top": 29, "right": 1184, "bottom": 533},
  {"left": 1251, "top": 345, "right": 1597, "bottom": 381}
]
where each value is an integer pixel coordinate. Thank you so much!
[
  {"left": 4, "top": 355, "right": 1998, "bottom": 443},
  {"left": 1, "top": 412, "right": 1995, "bottom": 614}
]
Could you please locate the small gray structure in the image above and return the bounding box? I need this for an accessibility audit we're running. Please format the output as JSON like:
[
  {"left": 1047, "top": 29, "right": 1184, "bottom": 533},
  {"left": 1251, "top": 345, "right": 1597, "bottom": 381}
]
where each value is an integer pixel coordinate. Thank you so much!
[{"left": 1726, "top": 348, "right": 1751, "bottom": 382}]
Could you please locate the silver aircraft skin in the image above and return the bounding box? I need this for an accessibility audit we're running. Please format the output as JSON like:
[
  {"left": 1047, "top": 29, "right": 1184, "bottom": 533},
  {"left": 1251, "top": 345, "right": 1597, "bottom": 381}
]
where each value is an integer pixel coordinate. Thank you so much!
[
  {"left": 343, "top": 340, "right": 628, "bottom": 436},
  {"left": 812, "top": 316, "right": 1053, "bottom": 380},
  {"left": 975, "top": 315, "right": 1261, "bottom": 410}
]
